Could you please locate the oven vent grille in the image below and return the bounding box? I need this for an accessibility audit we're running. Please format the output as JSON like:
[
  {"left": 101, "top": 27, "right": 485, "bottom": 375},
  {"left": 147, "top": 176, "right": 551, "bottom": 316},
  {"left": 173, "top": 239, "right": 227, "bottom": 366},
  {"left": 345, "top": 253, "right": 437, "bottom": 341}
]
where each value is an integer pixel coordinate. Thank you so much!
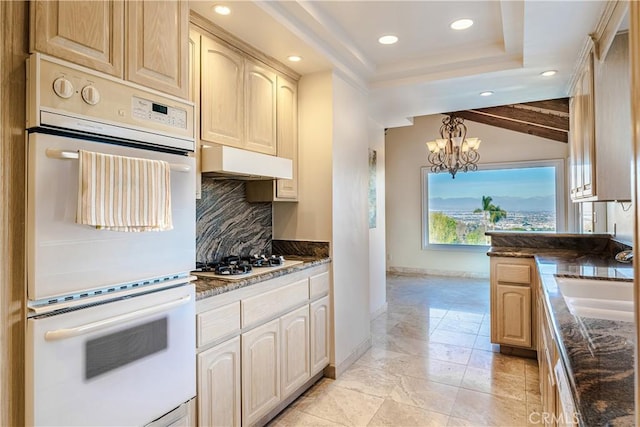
[{"left": 28, "top": 274, "right": 194, "bottom": 316}]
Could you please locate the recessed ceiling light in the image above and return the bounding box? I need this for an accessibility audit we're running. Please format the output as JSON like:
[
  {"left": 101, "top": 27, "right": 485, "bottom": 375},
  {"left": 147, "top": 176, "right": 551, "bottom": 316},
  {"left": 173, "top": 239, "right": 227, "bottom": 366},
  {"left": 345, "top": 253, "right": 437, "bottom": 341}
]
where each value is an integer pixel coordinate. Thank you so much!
[
  {"left": 288, "top": 55, "right": 302, "bottom": 62},
  {"left": 378, "top": 35, "right": 398, "bottom": 45},
  {"left": 480, "top": 91, "right": 494, "bottom": 97},
  {"left": 541, "top": 70, "right": 557, "bottom": 77},
  {"left": 450, "top": 19, "right": 474, "bottom": 30},
  {"left": 213, "top": 5, "right": 231, "bottom": 15}
]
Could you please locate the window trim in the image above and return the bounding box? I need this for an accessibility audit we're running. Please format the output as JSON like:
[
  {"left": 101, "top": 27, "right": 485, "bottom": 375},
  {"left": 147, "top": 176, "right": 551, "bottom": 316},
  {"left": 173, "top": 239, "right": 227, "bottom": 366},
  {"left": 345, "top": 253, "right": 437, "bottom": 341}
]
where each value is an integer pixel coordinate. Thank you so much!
[{"left": 421, "top": 159, "right": 566, "bottom": 250}]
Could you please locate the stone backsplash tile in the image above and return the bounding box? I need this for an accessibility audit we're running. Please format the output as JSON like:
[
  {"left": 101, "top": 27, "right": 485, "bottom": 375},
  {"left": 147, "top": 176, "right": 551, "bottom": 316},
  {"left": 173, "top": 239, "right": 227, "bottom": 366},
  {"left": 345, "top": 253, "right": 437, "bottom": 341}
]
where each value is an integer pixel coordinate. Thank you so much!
[
  {"left": 196, "top": 178, "right": 272, "bottom": 262},
  {"left": 272, "top": 240, "right": 330, "bottom": 258}
]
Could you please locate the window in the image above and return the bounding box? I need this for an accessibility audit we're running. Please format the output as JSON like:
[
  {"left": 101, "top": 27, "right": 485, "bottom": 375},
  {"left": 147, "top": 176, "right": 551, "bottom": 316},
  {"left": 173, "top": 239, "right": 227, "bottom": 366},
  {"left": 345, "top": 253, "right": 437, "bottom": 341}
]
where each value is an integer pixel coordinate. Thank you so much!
[{"left": 421, "top": 159, "right": 565, "bottom": 248}]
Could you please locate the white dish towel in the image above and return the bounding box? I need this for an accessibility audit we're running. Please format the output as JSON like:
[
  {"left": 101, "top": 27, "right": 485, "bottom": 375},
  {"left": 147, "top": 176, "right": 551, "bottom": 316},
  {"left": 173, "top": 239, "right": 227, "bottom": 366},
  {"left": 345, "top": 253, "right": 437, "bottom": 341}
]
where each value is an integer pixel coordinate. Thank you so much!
[{"left": 77, "top": 149, "right": 173, "bottom": 232}]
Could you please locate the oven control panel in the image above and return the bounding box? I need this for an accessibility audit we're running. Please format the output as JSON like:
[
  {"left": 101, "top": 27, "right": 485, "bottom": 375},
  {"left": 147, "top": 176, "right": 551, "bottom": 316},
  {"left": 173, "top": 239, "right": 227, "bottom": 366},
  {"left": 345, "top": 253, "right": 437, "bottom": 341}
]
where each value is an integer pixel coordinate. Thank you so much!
[
  {"left": 27, "top": 54, "right": 194, "bottom": 150},
  {"left": 132, "top": 96, "right": 187, "bottom": 130}
]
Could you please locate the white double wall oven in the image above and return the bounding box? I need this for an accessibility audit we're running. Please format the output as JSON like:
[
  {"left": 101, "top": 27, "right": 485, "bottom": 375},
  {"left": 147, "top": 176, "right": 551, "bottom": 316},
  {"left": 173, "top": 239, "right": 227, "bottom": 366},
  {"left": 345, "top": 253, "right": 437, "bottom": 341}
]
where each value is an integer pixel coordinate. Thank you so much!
[{"left": 25, "top": 54, "right": 197, "bottom": 427}]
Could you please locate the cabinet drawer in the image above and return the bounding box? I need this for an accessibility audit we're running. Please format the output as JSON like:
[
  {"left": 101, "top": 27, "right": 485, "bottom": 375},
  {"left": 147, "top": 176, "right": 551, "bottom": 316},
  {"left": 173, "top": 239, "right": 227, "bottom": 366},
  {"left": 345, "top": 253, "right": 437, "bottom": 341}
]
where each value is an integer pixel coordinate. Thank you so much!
[
  {"left": 242, "top": 279, "right": 309, "bottom": 328},
  {"left": 496, "top": 263, "right": 531, "bottom": 284},
  {"left": 197, "top": 302, "right": 241, "bottom": 348},
  {"left": 309, "top": 271, "right": 329, "bottom": 299}
]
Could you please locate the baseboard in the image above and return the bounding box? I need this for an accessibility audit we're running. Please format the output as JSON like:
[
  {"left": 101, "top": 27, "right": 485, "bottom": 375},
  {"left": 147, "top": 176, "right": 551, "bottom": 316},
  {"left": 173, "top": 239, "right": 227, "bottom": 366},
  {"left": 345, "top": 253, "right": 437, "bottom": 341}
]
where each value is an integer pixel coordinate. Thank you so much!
[
  {"left": 370, "top": 302, "right": 388, "bottom": 321},
  {"left": 327, "top": 335, "right": 372, "bottom": 379},
  {"left": 500, "top": 345, "right": 537, "bottom": 360},
  {"left": 387, "top": 266, "right": 490, "bottom": 279}
]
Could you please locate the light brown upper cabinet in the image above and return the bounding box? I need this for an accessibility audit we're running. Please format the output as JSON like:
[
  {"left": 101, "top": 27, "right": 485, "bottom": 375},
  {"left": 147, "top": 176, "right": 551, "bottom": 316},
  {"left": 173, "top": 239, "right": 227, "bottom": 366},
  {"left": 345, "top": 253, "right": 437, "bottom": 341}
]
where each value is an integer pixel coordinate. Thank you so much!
[
  {"left": 244, "top": 75, "right": 299, "bottom": 202},
  {"left": 245, "top": 73, "right": 299, "bottom": 201},
  {"left": 244, "top": 61, "right": 277, "bottom": 155},
  {"left": 275, "top": 75, "right": 299, "bottom": 199},
  {"left": 569, "top": 52, "right": 595, "bottom": 200},
  {"left": 189, "top": 28, "right": 202, "bottom": 199},
  {"left": 199, "top": 33, "right": 277, "bottom": 155},
  {"left": 190, "top": 18, "right": 300, "bottom": 199},
  {"left": 126, "top": 0, "right": 189, "bottom": 98},
  {"left": 30, "top": 0, "right": 189, "bottom": 99},
  {"left": 570, "top": 32, "right": 631, "bottom": 202},
  {"left": 200, "top": 35, "right": 244, "bottom": 149},
  {"left": 30, "top": 1, "right": 124, "bottom": 76}
]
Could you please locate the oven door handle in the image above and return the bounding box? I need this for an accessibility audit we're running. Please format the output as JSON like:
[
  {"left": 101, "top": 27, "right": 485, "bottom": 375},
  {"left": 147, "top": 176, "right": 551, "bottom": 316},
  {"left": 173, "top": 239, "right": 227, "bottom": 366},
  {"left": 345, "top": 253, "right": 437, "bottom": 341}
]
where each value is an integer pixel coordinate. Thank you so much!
[
  {"left": 44, "top": 294, "right": 192, "bottom": 341},
  {"left": 45, "top": 148, "right": 192, "bottom": 172}
]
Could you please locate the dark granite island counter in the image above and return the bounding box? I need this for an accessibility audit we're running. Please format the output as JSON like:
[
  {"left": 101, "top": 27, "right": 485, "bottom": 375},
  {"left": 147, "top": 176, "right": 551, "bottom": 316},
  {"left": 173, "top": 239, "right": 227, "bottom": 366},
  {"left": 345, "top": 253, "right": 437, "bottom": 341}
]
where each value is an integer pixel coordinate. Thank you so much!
[{"left": 486, "top": 231, "right": 634, "bottom": 426}]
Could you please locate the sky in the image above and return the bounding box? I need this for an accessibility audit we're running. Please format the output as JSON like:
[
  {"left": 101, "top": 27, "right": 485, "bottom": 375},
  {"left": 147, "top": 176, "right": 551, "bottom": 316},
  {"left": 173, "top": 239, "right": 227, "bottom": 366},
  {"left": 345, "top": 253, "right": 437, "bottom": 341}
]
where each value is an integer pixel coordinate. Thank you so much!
[{"left": 428, "top": 166, "right": 556, "bottom": 199}]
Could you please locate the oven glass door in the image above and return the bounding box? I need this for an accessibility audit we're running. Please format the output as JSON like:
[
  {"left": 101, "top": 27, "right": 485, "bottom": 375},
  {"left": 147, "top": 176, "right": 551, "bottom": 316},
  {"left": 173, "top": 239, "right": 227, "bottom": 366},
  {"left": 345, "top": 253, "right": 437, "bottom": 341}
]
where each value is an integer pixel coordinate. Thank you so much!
[
  {"left": 26, "top": 284, "right": 195, "bottom": 427},
  {"left": 27, "top": 132, "right": 196, "bottom": 301}
]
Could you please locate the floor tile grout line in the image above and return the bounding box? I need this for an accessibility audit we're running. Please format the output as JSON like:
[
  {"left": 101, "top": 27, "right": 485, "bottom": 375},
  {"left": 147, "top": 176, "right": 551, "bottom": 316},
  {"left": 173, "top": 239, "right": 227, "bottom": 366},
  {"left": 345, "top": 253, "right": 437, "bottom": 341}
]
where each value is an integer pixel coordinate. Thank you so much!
[{"left": 275, "top": 275, "right": 538, "bottom": 427}]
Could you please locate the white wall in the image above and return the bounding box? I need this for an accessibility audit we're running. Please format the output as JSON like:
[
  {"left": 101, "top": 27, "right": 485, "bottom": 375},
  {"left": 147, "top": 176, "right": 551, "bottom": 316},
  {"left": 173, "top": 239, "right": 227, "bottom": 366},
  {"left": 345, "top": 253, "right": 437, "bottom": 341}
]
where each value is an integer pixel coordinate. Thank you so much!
[
  {"left": 368, "top": 119, "right": 387, "bottom": 318},
  {"left": 273, "top": 71, "right": 373, "bottom": 374},
  {"left": 331, "top": 74, "right": 371, "bottom": 370},
  {"left": 386, "top": 114, "right": 569, "bottom": 276}
]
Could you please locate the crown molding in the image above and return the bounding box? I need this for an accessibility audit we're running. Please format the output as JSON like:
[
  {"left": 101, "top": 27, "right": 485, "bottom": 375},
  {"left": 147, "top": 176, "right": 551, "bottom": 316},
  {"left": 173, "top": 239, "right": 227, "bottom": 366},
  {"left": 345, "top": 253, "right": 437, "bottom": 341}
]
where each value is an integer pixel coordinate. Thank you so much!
[
  {"left": 189, "top": 10, "right": 301, "bottom": 81},
  {"left": 567, "top": 0, "right": 628, "bottom": 95}
]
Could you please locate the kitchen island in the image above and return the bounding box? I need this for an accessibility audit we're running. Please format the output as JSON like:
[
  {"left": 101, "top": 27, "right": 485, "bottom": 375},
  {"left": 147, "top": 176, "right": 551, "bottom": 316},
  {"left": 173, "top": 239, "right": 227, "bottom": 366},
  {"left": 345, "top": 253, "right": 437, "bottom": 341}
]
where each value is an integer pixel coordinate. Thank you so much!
[{"left": 487, "top": 232, "right": 634, "bottom": 426}]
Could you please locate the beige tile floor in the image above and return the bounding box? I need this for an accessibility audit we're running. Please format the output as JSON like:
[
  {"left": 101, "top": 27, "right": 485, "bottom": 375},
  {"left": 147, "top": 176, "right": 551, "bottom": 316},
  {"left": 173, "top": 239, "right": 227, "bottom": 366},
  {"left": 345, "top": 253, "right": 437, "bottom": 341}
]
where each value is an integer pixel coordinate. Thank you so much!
[{"left": 270, "top": 274, "right": 542, "bottom": 427}]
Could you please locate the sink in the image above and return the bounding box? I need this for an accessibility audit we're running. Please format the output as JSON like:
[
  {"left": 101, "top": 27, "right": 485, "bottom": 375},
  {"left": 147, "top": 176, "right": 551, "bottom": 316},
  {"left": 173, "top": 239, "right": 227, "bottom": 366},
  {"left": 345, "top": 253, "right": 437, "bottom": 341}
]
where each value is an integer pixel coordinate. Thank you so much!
[{"left": 554, "top": 277, "right": 634, "bottom": 322}]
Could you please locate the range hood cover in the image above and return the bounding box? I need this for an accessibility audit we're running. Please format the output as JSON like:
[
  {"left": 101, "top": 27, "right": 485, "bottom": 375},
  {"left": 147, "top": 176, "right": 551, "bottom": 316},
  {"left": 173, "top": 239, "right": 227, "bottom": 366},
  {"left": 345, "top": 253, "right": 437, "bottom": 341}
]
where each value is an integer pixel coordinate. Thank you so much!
[{"left": 200, "top": 145, "right": 292, "bottom": 180}]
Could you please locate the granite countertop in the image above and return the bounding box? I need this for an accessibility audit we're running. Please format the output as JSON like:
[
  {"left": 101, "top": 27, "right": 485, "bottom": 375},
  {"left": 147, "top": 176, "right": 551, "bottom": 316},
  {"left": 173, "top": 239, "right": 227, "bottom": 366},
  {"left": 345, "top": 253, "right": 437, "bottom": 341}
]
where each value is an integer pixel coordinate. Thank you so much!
[
  {"left": 193, "top": 256, "right": 331, "bottom": 300},
  {"left": 490, "top": 246, "right": 634, "bottom": 426}
]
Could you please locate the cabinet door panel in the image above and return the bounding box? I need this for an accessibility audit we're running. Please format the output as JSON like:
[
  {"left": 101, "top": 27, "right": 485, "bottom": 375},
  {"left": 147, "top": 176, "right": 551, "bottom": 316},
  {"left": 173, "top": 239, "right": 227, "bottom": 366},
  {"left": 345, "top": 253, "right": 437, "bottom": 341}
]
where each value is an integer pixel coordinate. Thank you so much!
[
  {"left": 201, "top": 36, "right": 244, "bottom": 148},
  {"left": 197, "top": 337, "right": 241, "bottom": 427},
  {"left": 275, "top": 75, "right": 298, "bottom": 199},
  {"left": 126, "top": 0, "right": 188, "bottom": 98},
  {"left": 188, "top": 28, "right": 202, "bottom": 199},
  {"left": 310, "top": 296, "right": 330, "bottom": 374},
  {"left": 496, "top": 263, "right": 530, "bottom": 284},
  {"left": 569, "top": 95, "right": 582, "bottom": 199},
  {"left": 496, "top": 284, "right": 532, "bottom": 348},
  {"left": 242, "top": 319, "right": 280, "bottom": 426},
  {"left": 31, "top": 0, "right": 124, "bottom": 76},
  {"left": 580, "top": 53, "right": 595, "bottom": 198},
  {"left": 241, "top": 278, "right": 309, "bottom": 328},
  {"left": 244, "top": 61, "right": 277, "bottom": 154},
  {"left": 196, "top": 301, "right": 240, "bottom": 348},
  {"left": 280, "top": 306, "right": 310, "bottom": 398}
]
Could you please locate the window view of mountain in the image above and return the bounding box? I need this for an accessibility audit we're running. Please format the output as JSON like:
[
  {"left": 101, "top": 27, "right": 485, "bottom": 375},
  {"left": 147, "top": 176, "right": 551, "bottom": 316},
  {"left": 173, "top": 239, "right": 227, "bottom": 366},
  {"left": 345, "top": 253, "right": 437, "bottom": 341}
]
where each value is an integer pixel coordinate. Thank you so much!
[{"left": 427, "top": 165, "right": 557, "bottom": 245}]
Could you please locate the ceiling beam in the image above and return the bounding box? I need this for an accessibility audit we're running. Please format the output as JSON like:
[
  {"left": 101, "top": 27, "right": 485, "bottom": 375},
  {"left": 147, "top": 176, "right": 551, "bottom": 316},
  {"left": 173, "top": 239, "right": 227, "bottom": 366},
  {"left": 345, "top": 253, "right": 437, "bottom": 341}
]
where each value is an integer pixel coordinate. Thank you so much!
[
  {"left": 520, "top": 98, "right": 569, "bottom": 114},
  {"left": 450, "top": 110, "right": 568, "bottom": 143},
  {"left": 447, "top": 98, "right": 570, "bottom": 143},
  {"left": 470, "top": 105, "right": 569, "bottom": 131}
]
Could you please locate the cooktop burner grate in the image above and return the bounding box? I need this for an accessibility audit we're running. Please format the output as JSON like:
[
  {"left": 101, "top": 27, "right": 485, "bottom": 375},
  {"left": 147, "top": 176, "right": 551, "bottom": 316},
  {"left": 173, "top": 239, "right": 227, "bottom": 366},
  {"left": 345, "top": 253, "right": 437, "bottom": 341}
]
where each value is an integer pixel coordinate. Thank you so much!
[{"left": 195, "top": 255, "right": 286, "bottom": 276}]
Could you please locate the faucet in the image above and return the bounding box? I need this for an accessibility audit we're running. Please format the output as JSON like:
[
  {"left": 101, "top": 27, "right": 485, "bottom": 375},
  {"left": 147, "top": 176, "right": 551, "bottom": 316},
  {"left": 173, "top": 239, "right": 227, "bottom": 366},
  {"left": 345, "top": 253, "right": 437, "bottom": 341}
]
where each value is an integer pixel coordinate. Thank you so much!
[{"left": 615, "top": 250, "right": 633, "bottom": 263}]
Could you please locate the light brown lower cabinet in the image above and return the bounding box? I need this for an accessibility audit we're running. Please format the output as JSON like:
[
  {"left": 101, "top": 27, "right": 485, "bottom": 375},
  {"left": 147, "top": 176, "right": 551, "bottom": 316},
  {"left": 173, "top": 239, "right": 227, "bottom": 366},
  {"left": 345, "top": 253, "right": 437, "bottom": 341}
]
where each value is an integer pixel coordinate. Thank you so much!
[
  {"left": 197, "top": 337, "right": 241, "bottom": 427},
  {"left": 241, "top": 319, "right": 281, "bottom": 426},
  {"left": 195, "top": 264, "right": 331, "bottom": 427},
  {"left": 310, "top": 296, "right": 330, "bottom": 374},
  {"left": 537, "top": 279, "right": 578, "bottom": 427},
  {"left": 495, "top": 284, "right": 532, "bottom": 348},
  {"left": 490, "top": 256, "right": 536, "bottom": 350},
  {"left": 280, "top": 306, "right": 311, "bottom": 398}
]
